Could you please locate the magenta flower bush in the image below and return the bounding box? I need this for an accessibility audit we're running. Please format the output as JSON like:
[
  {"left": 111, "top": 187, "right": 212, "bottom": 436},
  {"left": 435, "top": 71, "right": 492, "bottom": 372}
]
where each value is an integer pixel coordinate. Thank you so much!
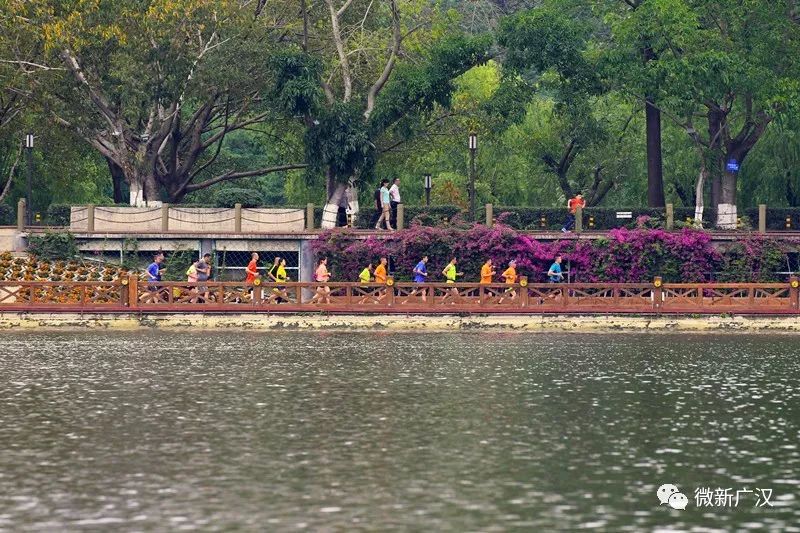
[{"left": 311, "top": 225, "right": 791, "bottom": 283}]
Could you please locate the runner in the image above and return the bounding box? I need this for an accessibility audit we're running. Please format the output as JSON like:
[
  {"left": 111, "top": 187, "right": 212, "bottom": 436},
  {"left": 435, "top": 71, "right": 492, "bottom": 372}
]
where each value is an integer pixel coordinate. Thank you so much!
[
  {"left": 547, "top": 254, "right": 564, "bottom": 300},
  {"left": 146, "top": 253, "right": 165, "bottom": 294},
  {"left": 373, "top": 257, "right": 388, "bottom": 302},
  {"left": 479, "top": 258, "right": 498, "bottom": 303},
  {"left": 267, "top": 256, "right": 284, "bottom": 303},
  {"left": 358, "top": 263, "right": 374, "bottom": 284},
  {"left": 440, "top": 257, "right": 463, "bottom": 304},
  {"left": 401, "top": 255, "right": 429, "bottom": 304},
  {"left": 196, "top": 253, "right": 212, "bottom": 303},
  {"left": 498, "top": 260, "right": 518, "bottom": 304},
  {"left": 267, "top": 258, "right": 291, "bottom": 304},
  {"left": 243, "top": 252, "right": 260, "bottom": 302},
  {"left": 310, "top": 257, "right": 331, "bottom": 304}
]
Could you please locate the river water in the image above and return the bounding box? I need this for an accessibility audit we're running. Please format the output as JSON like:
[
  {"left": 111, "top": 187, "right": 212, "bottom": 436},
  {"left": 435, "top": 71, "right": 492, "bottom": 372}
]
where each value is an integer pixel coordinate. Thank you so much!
[{"left": 0, "top": 331, "right": 798, "bottom": 531}]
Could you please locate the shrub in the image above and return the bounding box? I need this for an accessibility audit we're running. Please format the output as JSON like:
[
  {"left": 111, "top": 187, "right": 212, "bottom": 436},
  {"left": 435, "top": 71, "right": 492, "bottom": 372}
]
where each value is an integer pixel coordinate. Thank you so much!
[
  {"left": 46, "top": 204, "right": 73, "bottom": 226},
  {"left": 213, "top": 188, "right": 265, "bottom": 208},
  {"left": 27, "top": 231, "right": 79, "bottom": 260},
  {"left": 310, "top": 225, "right": 735, "bottom": 283},
  {"left": 0, "top": 203, "right": 13, "bottom": 225}
]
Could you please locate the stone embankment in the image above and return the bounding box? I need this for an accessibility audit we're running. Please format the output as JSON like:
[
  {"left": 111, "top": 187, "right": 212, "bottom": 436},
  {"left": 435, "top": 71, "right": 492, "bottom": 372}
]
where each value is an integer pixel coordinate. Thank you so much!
[{"left": 2, "top": 312, "right": 800, "bottom": 332}]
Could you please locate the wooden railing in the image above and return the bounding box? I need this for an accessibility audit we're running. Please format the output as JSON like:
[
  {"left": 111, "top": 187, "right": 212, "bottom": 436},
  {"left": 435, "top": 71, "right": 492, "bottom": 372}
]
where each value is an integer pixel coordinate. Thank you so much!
[{"left": 1, "top": 276, "right": 799, "bottom": 314}]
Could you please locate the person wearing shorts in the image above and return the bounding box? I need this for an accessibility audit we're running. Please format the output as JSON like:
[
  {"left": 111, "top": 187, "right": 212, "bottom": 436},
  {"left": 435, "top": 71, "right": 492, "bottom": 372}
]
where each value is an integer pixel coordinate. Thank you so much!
[
  {"left": 440, "top": 257, "right": 463, "bottom": 304},
  {"left": 310, "top": 258, "right": 331, "bottom": 304},
  {"left": 499, "top": 260, "right": 517, "bottom": 304},
  {"left": 402, "top": 255, "right": 428, "bottom": 304}
]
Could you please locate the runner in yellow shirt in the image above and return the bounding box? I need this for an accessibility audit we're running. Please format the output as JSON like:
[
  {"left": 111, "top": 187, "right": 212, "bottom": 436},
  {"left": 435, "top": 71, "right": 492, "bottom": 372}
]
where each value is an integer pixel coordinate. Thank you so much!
[
  {"left": 440, "top": 257, "right": 463, "bottom": 304},
  {"left": 499, "top": 260, "right": 518, "bottom": 304}
]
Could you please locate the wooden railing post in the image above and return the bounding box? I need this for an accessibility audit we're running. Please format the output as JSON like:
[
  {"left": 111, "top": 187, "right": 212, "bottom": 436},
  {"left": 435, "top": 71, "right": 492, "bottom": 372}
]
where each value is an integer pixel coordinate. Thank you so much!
[
  {"left": 653, "top": 277, "right": 663, "bottom": 312},
  {"left": 486, "top": 203, "right": 493, "bottom": 228},
  {"left": 520, "top": 278, "right": 528, "bottom": 307},
  {"left": 306, "top": 203, "right": 315, "bottom": 230},
  {"left": 128, "top": 274, "right": 138, "bottom": 309},
  {"left": 666, "top": 203, "right": 674, "bottom": 230},
  {"left": 397, "top": 204, "right": 404, "bottom": 230},
  {"left": 386, "top": 278, "right": 395, "bottom": 307},
  {"left": 234, "top": 203, "right": 242, "bottom": 233},
  {"left": 87, "top": 205, "right": 95, "bottom": 232},
  {"left": 790, "top": 276, "right": 799, "bottom": 311},
  {"left": 161, "top": 204, "right": 170, "bottom": 232},
  {"left": 17, "top": 198, "right": 26, "bottom": 230},
  {"left": 575, "top": 206, "right": 583, "bottom": 232},
  {"left": 758, "top": 204, "right": 767, "bottom": 234}
]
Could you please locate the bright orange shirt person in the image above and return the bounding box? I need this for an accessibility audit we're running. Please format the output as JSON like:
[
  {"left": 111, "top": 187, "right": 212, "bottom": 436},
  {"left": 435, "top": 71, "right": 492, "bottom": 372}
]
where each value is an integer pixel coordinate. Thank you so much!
[
  {"left": 480, "top": 262, "right": 494, "bottom": 284},
  {"left": 502, "top": 266, "right": 517, "bottom": 284},
  {"left": 568, "top": 195, "right": 586, "bottom": 214},
  {"left": 245, "top": 258, "right": 258, "bottom": 283},
  {"left": 374, "top": 263, "right": 387, "bottom": 284}
]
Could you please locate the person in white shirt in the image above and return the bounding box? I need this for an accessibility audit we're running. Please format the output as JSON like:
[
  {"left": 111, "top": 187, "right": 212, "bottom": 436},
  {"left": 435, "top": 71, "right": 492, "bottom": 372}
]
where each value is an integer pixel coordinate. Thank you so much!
[{"left": 389, "top": 178, "right": 401, "bottom": 227}]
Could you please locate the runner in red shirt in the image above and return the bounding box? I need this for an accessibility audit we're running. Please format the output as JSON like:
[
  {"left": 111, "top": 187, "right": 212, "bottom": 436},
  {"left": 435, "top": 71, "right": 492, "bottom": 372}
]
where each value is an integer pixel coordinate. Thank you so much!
[
  {"left": 245, "top": 252, "right": 260, "bottom": 283},
  {"left": 562, "top": 193, "right": 586, "bottom": 233}
]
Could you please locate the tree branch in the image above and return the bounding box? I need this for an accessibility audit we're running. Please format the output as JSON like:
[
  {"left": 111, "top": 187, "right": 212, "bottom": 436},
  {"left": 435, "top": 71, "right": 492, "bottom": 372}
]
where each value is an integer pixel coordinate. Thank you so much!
[
  {"left": 324, "top": 0, "right": 353, "bottom": 101},
  {"left": 185, "top": 163, "right": 309, "bottom": 192},
  {"left": 364, "top": 0, "right": 401, "bottom": 119}
]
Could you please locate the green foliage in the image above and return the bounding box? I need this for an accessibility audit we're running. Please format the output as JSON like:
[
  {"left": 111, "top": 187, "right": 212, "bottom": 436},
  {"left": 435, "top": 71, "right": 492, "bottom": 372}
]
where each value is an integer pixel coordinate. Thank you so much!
[
  {"left": 162, "top": 249, "right": 198, "bottom": 282},
  {"left": 369, "top": 33, "right": 494, "bottom": 134},
  {"left": 267, "top": 48, "right": 324, "bottom": 116},
  {"left": 304, "top": 102, "right": 374, "bottom": 182},
  {"left": 46, "top": 204, "right": 72, "bottom": 226},
  {"left": 0, "top": 204, "right": 13, "bottom": 225},
  {"left": 213, "top": 188, "right": 265, "bottom": 208},
  {"left": 27, "top": 232, "right": 78, "bottom": 260}
]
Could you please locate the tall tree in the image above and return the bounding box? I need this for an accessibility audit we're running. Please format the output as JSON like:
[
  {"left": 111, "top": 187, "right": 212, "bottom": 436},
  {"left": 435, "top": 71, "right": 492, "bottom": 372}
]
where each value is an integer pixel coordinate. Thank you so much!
[
  {"left": 30, "top": 0, "right": 306, "bottom": 205},
  {"left": 268, "top": 0, "right": 492, "bottom": 226},
  {"left": 629, "top": 0, "right": 800, "bottom": 226}
]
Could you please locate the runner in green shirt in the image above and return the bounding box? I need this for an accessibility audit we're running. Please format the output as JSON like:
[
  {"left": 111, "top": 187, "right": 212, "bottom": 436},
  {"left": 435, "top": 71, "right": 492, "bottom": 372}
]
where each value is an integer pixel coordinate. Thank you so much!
[{"left": 440, "top": 257, "right": 463, "bottom": 304}]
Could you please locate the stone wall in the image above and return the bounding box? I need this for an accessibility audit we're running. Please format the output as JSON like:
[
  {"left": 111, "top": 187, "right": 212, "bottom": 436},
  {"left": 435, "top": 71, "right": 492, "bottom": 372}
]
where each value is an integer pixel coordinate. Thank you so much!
[{"left": 70, "top": 206, "right": 306, "bottom": 233}]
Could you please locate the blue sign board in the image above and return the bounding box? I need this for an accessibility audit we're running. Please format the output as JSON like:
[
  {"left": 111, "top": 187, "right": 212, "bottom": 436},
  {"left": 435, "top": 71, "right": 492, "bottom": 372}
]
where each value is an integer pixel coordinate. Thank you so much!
[{"left": 726, "top": 159, "right": 740, "bottom": 173}]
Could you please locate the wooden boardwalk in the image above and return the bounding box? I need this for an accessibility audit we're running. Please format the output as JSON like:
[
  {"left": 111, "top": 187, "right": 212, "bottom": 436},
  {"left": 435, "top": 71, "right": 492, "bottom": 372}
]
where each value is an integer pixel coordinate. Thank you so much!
[{"left": 1, "top": 278, "right": 799, "bottom": 315}]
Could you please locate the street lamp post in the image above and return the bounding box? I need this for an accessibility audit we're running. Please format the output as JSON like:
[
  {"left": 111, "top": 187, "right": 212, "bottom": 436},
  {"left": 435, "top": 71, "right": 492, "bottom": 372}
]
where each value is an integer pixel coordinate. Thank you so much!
[
  {"left": 25, "top": 133, "right": 34, "bottom": 226},
  {"left": 424, "top": 173, "right": 432, "bottom": 206},
  {"left": 468, "top": 132, "right": 477, "bottom": 221}
]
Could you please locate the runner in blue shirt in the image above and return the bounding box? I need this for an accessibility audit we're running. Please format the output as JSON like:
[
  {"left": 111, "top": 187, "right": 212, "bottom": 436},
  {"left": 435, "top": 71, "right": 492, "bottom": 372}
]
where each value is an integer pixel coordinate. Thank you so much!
[
  {"left": 545, "top": 254, "right": 564, "bottom": 302},
  {"left": 402, "top": 255, "right": 429, "bottom": 304},
  {"left": 547, "top": 255, "right": 564, "bottom": 283},
  {"left": 146, "top": 253, "right": 165, "bottom": 292}
]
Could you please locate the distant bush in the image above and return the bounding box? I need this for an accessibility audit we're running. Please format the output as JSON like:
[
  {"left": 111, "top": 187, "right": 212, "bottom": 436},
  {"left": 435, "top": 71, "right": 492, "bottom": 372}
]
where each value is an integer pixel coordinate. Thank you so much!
[
  {"left": 212, "top": 188, "right": 265, "bottom": 208},
  {"left": 0, "top": 204, "right": 13, "bottom": 225},
  {"left": 46, "top": 204, "right": 73, "bottom": 226},
  {"left": 27, "top": 231, "right": 78, "bottom": 260}
]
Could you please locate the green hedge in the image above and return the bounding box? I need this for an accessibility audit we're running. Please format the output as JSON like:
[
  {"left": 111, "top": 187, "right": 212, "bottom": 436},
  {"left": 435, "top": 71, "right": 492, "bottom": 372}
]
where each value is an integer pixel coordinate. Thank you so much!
[
  {"left": 0, "top": 204, "right": 13, "bottom": 225},
  {"left": 46, "top": 204, "right": 72, "bottom": 226},
  {"left": 213, "top": 188, "right": 265, "bottom": 208}
]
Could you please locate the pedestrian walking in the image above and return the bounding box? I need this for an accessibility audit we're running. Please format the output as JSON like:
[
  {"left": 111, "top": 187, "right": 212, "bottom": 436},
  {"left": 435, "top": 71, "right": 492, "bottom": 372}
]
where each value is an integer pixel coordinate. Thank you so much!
[
  {"left": 389, "top": 178, "right": 401, "bottom": 228},
  {"left": 374, "top": 179, "right": 394, "bottom": 230}
]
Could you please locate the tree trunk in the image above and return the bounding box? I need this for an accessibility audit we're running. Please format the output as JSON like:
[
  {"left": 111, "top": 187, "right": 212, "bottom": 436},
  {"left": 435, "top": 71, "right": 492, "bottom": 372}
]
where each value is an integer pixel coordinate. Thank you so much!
[
  {"left": 645, "top": 96, "right": 665, "bottom": 207},
  {"left": 107, "top": 160, "right": 127, "bottom": 204},
  {"left": 717, "top": 166, "right": 738, "bottom": 229},
  {"left": 786, "top": 171, "right": 799, "bottom": 206},
  {"left": 694, "top": 165, "right": 706, "bottom": 226},
  {"left": 321, "top": 181, "right": 347, "bottom": 229}
]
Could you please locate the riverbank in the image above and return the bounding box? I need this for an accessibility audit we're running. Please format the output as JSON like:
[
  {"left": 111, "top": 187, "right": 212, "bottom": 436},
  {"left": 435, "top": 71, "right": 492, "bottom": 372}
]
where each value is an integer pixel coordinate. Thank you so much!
[{"left": 2, "top": 312, "right": 800, "bottom": 332}]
